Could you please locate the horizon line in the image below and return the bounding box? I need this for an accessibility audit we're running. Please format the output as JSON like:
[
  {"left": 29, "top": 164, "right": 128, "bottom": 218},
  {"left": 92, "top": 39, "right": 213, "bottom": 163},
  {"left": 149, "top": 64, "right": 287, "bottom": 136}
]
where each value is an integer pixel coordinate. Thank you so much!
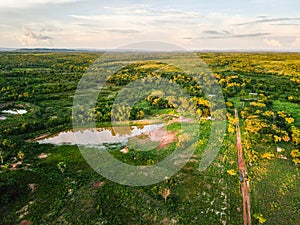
[{"left": 1, "top": 47, "right": 300, "bottom": 53}]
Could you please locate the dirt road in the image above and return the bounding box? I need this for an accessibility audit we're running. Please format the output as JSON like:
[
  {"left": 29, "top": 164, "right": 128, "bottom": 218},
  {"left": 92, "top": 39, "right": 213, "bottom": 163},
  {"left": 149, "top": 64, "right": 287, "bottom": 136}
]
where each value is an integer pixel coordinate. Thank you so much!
[{"left": 234, "top": 108, "right": 251, "bottom": 225}]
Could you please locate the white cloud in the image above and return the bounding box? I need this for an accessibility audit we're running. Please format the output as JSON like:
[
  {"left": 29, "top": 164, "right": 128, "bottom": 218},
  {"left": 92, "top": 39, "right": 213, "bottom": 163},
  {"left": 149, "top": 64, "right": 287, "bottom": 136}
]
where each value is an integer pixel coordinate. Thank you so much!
[
  {"left": 264, "top": 38, "right": 283, "bottom": 48},
  {"left": 18, "top": 26, "right": 53, "bottom": 46},
  {"left": 104, "top": 5, "right": 202, "bottom": 18},
  {"left": 291, "top": 37, "right": 300, "bottom": 47},
  {"left": 0, "top": 0, "right": 83, "bottom": 9}
]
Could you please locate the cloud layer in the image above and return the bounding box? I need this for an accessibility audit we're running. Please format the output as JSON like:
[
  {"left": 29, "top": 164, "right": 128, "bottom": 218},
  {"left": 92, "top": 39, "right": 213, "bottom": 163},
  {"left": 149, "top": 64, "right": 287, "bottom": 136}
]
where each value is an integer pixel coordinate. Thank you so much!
[{"left": 0, "top": 1, "right": 299, "bottom": 50}]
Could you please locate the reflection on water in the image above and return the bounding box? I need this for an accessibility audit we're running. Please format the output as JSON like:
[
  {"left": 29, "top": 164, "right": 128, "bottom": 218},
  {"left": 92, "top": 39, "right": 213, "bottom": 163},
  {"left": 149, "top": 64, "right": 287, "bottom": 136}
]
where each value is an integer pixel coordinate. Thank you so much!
[
  {"left": 2, "top": 109, "right": 27, "bottom": 115},
  {"left": 0, "top": 116, "right": 7, "bottom": 120},
  {"left": 38, "top": 124, "right": 164, "bottom": 146}
]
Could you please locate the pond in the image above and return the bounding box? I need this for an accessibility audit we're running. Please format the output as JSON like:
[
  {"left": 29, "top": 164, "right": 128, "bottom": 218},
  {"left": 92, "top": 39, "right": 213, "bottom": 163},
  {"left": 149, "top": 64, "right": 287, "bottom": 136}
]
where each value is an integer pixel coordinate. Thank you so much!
[
  {"left": 2, "top": 109, "right": 27, "bottom": 115},
  {"left": 0, "top": 116, "right": 7, "bottom": 120},
  {"left": 38, "top": 123, "right": 165, "bottom": 146}
]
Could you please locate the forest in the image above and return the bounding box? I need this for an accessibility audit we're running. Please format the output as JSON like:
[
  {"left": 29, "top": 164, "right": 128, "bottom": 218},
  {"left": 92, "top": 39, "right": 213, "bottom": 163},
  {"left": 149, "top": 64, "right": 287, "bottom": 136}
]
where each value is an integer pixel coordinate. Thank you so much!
[{"left": 0, "top": 51, "right": 299, "bottom": 224}]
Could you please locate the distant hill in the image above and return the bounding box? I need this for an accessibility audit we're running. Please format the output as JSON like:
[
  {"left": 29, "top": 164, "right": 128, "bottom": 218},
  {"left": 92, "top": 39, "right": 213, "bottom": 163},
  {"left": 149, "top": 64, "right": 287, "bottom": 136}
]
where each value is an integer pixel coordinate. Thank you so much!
[
  {"left": 0, "top": 48, "right": 16, "bottom": 51},
  {"left": 0, "top": 47, "right": 299, "bottom": 53},
  {"left": 14, "top": 48, "right": 102, "bottom": 52}
]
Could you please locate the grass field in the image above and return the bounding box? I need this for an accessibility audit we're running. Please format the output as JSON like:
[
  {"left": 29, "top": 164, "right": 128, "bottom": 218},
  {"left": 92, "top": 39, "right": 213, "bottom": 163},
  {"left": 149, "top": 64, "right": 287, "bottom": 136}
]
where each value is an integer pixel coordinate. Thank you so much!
[{"left": 0, "top": 52, "right": 299, "bottom": 224}]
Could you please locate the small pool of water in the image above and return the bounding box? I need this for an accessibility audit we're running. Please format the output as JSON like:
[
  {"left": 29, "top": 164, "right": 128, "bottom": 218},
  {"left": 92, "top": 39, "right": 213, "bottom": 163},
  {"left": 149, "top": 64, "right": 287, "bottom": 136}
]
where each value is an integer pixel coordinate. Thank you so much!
[
  {"left": 2, "top": 109, "right": 27, "bottom": 115},
  {"left": 38, "top": 124, "right": 164, "bottom": 146},
  {"left": 0, "top": 116, "right": 7, "bottom": 120}
]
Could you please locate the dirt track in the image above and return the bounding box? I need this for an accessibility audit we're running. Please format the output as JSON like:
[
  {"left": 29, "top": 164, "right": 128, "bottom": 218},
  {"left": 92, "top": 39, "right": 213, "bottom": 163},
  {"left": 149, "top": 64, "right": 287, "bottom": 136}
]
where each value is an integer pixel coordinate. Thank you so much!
[{"left": 235, "top": 108, "right": 251, "bottom": 225}]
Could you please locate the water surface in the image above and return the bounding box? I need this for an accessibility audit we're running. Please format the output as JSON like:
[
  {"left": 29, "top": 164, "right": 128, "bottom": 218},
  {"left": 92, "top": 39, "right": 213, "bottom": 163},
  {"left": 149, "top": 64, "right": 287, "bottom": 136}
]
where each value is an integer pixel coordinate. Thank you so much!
[
  {"left": 2, "top": 109, "right": 27, "bottom": 115},
  {"left": 38, "top": 124, "right": 164, "bottom": 146},
  {"left": 0, "top": 116, "right": 7, "bottom": 120}
]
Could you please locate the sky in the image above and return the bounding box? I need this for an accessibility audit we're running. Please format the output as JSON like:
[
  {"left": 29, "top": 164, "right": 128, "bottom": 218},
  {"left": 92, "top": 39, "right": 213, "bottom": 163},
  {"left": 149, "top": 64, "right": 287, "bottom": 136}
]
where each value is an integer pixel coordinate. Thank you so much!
[{"left": 0, "top": 0, "right": 300, "bottom": 50}]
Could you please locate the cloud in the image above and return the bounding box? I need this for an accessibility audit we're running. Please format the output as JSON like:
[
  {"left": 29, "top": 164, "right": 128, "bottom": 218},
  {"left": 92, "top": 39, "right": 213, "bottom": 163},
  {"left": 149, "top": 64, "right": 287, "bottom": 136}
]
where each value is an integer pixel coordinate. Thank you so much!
[
  {"left": 233, "top": 33, "right": 270, "bottom": 38},
  {"left": 269, "top": 23, "right": 300, "bottom": 26},
  {"left": 186, "top": 32, "right": 270, "bottom": 40},
  {"left": 152, "top": 19, "right": 199, "bottom": 26},
  {"left": 71, "top": 5, "right": 202, "bottom": 22},
  {"left": 70, "top": 15, "right": 98, "bottom": 20},
  {"left": 237, "top": 17, "right": 300, "bottom": 25},
  {"left": 75, "top": 23, "right": 101, "bottom": 28},
  {"left": 0, "top": 0, "right": 84, "bottom": 9},
  {"left": 264, "top": 38, "right": 283, "bottom": 48},
  {"left": 70, "top": 14, "right": 150, "bottom": 33},
  {"left": 40, "top": 25, "right": 63, "bottom": 32},
  {"left": 291, "top": 37, "right": 300, "bottom": 47},
  {"left": 202, "top": 30, "right": 231, "bottom": 35},
  {"left": 103, "top": 29, "right": 140, "bottom": 34},
  {"left": 104, "top": 5, "right": 202, "bottom": 18},
  {"left": 256, "top": 16, "right": 268, "bottom": 18},
  {"left": 18, "top": 26, "right": 53, "bottom": 45}
]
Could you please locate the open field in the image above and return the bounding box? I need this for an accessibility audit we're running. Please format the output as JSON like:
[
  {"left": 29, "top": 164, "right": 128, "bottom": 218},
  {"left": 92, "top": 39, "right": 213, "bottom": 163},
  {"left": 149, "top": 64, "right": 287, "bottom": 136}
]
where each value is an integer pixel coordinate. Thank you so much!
[{"left": 0, "top": 52, "right": 299, "bottom": 224}]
